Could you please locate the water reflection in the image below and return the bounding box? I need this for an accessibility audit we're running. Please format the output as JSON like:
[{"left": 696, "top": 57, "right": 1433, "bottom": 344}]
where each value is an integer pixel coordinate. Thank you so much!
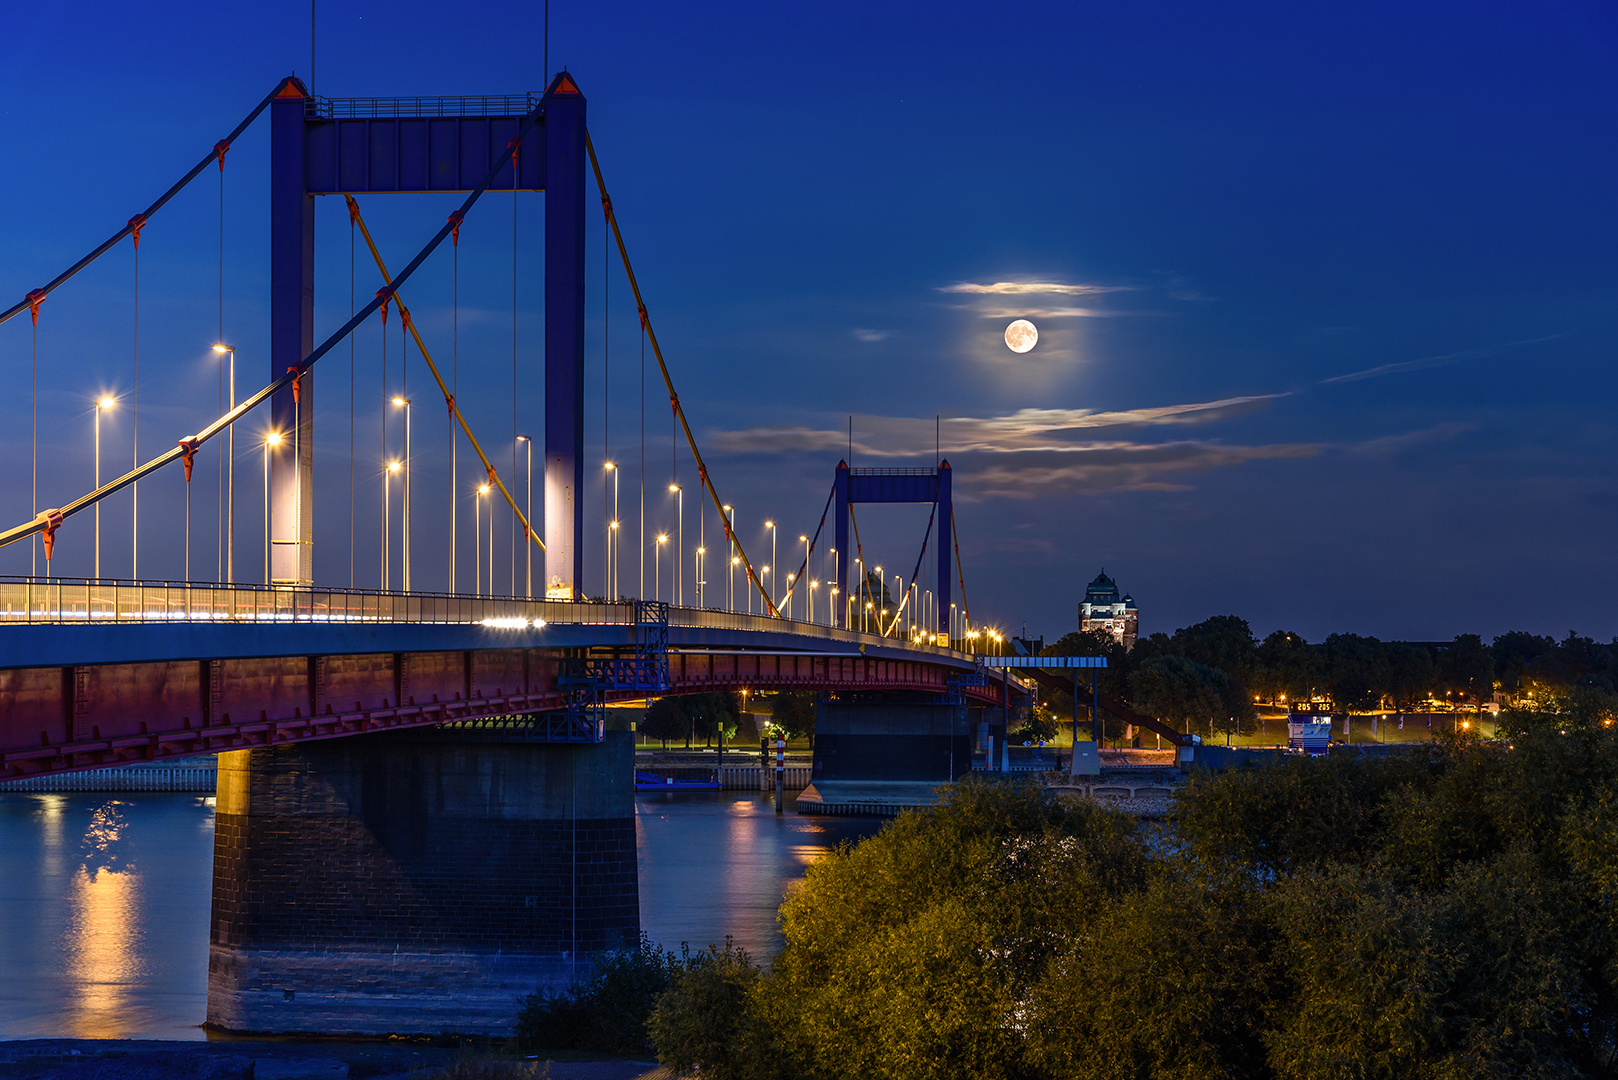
[
  {"left": 637, "top": 791, "right": 881, "bottom": 958},
  {"left": 63, "top": 801, "right": 144, "bottom": 1036},
  {"left": 0, "top": 789, "right": 877, "bottom": 1040},
  {"left": 0, "top": 793, "right": 215, "bottom": 1041}
]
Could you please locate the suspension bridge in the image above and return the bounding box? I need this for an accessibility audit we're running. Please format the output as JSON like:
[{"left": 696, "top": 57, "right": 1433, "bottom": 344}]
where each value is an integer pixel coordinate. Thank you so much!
[{"left": 0, "top": 72, "right": 1194, "bottom": 1035}]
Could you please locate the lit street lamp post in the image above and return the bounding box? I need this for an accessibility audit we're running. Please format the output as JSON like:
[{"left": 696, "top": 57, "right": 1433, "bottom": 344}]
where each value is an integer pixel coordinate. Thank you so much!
[
  {"left": 93, "top": 395, "right": 115, "bottom": 579},
  {"left": 262, "top": 432, "right": 280, "bottom": 583},
  {"left": 517, "top": 434, "right": 532, "bottom": 598},
  {"left": 394, "top": 398, "right": 412, "bottom": 592},
  {"left": 656, "top": 533, "right": 668, "bottom": 603},
  {"left": 384, "top": 461, "right": 400, "bottom": 590},
  {"left": 476, "top": 484, "right": 490, "bottom": 595},
  {"left": 669, "top": 484, "right": 683, "bottom": 606},
  {"left": 605, "top": 463, "right": 619, "bottom": 599},
  {"left": 212, "top": 344, "right": 236, "bottom": 583},
  {"left": 765, "top": 520, "right": 777, "bottom": 614}
]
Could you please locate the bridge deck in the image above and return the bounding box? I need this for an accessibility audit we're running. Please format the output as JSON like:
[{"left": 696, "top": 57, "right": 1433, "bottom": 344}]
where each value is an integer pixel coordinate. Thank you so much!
[{"left": 0, "top": 579, "right": 1015, "bottom": 781}]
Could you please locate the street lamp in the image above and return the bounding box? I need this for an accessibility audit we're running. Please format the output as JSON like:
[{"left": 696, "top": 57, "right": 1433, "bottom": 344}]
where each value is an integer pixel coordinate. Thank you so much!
[
  {"left": 394, "top": 398, "right": 412, "bottom": 593},
  {"left": 760, "top": 564, "right": 770, "bottom": 616},
  {"left": 722, "top": 504, "right": 734, "bottom": 610},
  {"left": 384, "top": 461, "right": 401, "bottom": 590},
  {"left": 668, "top": 484, "right": 683, "bottom": 606},
  {"left": 765, "top": 520, "right": 777, "bottom": 614},
  {"left": 476, "top": 484, "right": 491, "bottom": 595},
  {"left": 93, "top": 395, "right": 115, "bottom": 579},
  {"left": 262, "top": 432, "right": 280, "bottom": 583},
  {"left": 212, "top": 344, "right": 236, "bottom": 583},
  {"left": 656, "top": 533, "right": 669, "bottom": 603},
  {"left": 785, "top": 572, "right": 795, "bottom": 619},
  {"left": 799, "top": 535, "right": 808, "bottom": 620},
  {"left": 605, "top": 463, "right": 619, "bottom": 599},
  {"left": 696, "top": 546, "right": 704, "bottom": 609},
  {"left": 516, "top": 434, "right": 532, "bottom": 598}
]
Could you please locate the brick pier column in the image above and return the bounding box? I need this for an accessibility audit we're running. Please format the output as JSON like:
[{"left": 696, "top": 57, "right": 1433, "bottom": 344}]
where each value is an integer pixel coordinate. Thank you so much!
[{"left": 206, "top": 730, "right": 638, "bottom": 1035}]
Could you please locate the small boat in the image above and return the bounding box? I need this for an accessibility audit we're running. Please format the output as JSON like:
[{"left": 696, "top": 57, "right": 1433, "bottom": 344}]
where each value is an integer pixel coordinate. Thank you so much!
[{"left": 635, "top": 768, "right": 719, "bottom": 791}]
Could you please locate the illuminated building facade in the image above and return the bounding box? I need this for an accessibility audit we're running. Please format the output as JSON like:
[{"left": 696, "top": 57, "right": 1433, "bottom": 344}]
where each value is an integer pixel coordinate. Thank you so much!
[{"left": 1078, "top": 569, "right": 1138, "bottom": 649}]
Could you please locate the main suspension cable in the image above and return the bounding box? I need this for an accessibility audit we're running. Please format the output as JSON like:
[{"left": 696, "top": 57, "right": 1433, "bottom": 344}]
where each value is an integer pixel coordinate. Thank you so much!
[
  {"left": 346, "top": 196, "right": 543, "bottom": 558},
  {"left": 586, "top": 129, "right": 775, "bottom": 616},
  {"left": 0, "top": 76, "right": 567, "bottom": 553},
  {"left": 1, "top": 79, "right": 286, "bottom": 329}
]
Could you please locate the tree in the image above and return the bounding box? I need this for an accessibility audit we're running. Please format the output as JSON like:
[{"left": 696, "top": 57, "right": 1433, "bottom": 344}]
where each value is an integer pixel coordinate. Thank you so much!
[
  {"left": 1130, "top": 655, "right": 1228, "bottom": 739},
  {"left": 1255, "top": 629, "right": 1322, "bottom": 703},
  {"left": 1171, "top": 614, "right": 1259, "bottom": 686},
  {"left": 1440, "top": 633, "right": 1495, "bottom": 709},
  {"left": 683, "top": 692, "right": 743, "bottom": 746},
  {"left": 640, "top": 696, "right": 687, "bottom": 746},
  {"left": 1323, "top": 632, "right": 1391, "bottom": 712},
  {"left": 769, "top": 691, "right": 817, "bottom": 743},
  {"left": 1386, "top": 643, "right": 1437, "bottom": 711},
  {"left": 644, "top": 719, "right": 1618, "bottom": 1078},
  {"left": 646, "top": 941, "right": 772, "bottom": 1080}
]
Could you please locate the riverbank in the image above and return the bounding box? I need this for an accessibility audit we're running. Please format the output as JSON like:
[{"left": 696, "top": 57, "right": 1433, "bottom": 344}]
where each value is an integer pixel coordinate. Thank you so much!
[{"left": 0, "top": 1039, "right": 671, "bottom": 1079}]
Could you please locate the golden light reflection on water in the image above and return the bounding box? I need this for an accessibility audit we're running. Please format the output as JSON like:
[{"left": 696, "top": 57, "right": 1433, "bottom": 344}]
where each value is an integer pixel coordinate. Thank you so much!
[{"left": 61, "top": 801, "right": 146, "bottom": 1038}]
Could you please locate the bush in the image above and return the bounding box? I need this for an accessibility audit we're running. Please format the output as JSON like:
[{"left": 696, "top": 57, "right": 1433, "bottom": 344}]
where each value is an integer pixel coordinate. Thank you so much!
[
  {"left": 513, "top": 934, "right": 685, "bottom": 1055},
  {"left": 647, "top": 940, "right": 770, "bottom": 1080}
]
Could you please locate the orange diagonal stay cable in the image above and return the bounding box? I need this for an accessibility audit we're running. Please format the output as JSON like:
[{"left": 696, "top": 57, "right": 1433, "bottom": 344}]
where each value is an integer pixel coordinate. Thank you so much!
[
  {"left": 585, "top": 130, "right": 777, "bottom": 617},
  {"left": 345, "top": 195, "right": 543, "bottom": 556}
]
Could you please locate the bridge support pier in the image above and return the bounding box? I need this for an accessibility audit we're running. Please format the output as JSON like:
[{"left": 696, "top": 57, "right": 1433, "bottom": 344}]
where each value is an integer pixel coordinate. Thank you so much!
[
  {"left": 797, "top": 697, "right": 970, "bottom": 815},
  {"left": 206, "top": 729, "right": 637, "bottom": 1035}
]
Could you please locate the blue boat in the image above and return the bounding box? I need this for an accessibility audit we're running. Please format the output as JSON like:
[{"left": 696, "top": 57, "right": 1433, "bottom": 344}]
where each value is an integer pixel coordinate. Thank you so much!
[{"left": 635, "top": 768, "right": 719, "bottom": 791}]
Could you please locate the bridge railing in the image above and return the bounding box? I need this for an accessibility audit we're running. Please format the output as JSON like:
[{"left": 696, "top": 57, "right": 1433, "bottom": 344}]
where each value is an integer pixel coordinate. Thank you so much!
[
  {"left": 0, "top": 577, "right": 975, "bottom": 661},
  {"left": 0, "top": 577, "right": 638, "bottom": 628},
  {"left": 670, "top": 606, "right": 966, "bottom": 659}
]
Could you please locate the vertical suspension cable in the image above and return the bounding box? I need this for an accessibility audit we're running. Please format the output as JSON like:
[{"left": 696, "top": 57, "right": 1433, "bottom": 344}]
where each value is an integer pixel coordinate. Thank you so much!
[
  {"left": 132, "top": 230, "right": 139, "bottom": 579},
  {"left": 639, "top": 319, "right": 645, "bottom": 601},
  {"left": 511, "top": 162, "right": 518, "bottom": 596},
  {"left": 30, "top": 318, "right": 37, "bottom": 578},
  {"left": 217, "top": 157, "right": 225, "bottom": 583},
  {"left": 451, "top": 220, "right": 459, "bottom": 593},
  {"left": 381, "top": 291, "right": 388, "bottom": 590},
  {"left": 349, "top": 201, "right": 356, "bottom": 587},
  {"left": 603, "top": 181, "right": 610, "bottom": 599},
  {"left": 401, "top": 302, "right": 409, "bottom": 593}
]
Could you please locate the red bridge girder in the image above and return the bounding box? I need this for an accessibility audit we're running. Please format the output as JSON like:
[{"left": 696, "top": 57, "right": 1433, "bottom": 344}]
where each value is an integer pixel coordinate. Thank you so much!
[{"left": 1, "top": 647, "right": 1006, "bottom": 781}]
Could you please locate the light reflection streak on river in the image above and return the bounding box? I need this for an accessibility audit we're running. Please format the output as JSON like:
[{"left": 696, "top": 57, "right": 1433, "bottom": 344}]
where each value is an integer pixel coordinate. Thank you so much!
[{"left": 0, "top": 788, "right": 881, "bottom": 1040}]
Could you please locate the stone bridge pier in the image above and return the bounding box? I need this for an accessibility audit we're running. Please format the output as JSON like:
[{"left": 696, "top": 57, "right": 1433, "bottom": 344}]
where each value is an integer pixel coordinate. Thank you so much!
[
  {"left": 797, "top": 696, "right": 972, "bottom": 815},
  {"left": 206, "top": 727, "right": 637, "bottom": 1035}
]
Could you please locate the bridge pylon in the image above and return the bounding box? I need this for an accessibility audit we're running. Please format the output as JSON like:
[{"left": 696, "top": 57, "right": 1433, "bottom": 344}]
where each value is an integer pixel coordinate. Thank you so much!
[{"left": 270, "top": 73, "right": 588, "bottom": 592}]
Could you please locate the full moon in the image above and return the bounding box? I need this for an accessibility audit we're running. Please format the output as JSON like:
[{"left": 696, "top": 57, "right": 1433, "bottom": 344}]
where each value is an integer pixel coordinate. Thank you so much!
[{"left": 1004, "top": 319, "right": 1038, "bottom": 353}]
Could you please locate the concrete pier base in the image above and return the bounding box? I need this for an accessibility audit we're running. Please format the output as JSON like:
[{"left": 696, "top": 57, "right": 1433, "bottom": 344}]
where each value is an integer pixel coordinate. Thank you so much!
[
  {"left": 800, "top": 699, "right": 969, "bottom": 814},
  {"left": 206, "top": 730, "right": 637, "bottom": 1035}
]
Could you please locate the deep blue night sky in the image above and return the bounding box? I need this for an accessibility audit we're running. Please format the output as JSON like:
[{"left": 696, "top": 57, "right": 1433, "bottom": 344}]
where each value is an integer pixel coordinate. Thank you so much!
[{"left": 2, "top": 1, "right": 1616, "bottom": 644}]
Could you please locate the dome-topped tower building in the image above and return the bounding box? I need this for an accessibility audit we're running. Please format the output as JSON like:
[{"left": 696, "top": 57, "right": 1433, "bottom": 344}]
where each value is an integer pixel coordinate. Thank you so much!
[{"left": 1078, "top": 569, "right": 1138, "bottom": 649}]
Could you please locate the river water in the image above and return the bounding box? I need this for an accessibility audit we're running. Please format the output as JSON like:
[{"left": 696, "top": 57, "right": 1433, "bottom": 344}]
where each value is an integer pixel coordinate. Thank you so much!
[{"left": 0, "top": 790, "right": 879, "bottom": 1041}]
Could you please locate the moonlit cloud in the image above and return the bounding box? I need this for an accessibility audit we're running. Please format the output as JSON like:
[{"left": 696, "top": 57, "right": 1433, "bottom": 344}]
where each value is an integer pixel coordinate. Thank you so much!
[
  {"left": 970, "top": 306, "right": 1112, "bottom": 319},
  {"left": 851, "top": 328, "right": 890, "bottom": 342},
  {"left": 940, "top": 281, "right": 1128, "bottom": 296},
  {"left": 707, "top": 394, "right": 1288, "bottom": 459}
]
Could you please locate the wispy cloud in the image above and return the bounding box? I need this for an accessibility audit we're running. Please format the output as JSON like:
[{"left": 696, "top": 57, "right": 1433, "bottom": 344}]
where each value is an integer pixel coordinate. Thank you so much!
[
  {"left": 965, "top": 441, "right": 1320, "bottom": 498},
  {"left": 970, "top": 305, "right": 1114, "bottom": 319},
  {"left": 940, "top": 281, "right": 1129, "bottom": 296},
  {"left": 706, "top": 394, "right": 1288, "bottom": 460},
  {"left": 851, "top": 328, "right": 890, "bottom": 343},
  {"left": 1320, "top": 334, "right": 1564, "bottom": 384},
  {"left": 1345, "top": 422, "right": 1473, "bottom": 457}
]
